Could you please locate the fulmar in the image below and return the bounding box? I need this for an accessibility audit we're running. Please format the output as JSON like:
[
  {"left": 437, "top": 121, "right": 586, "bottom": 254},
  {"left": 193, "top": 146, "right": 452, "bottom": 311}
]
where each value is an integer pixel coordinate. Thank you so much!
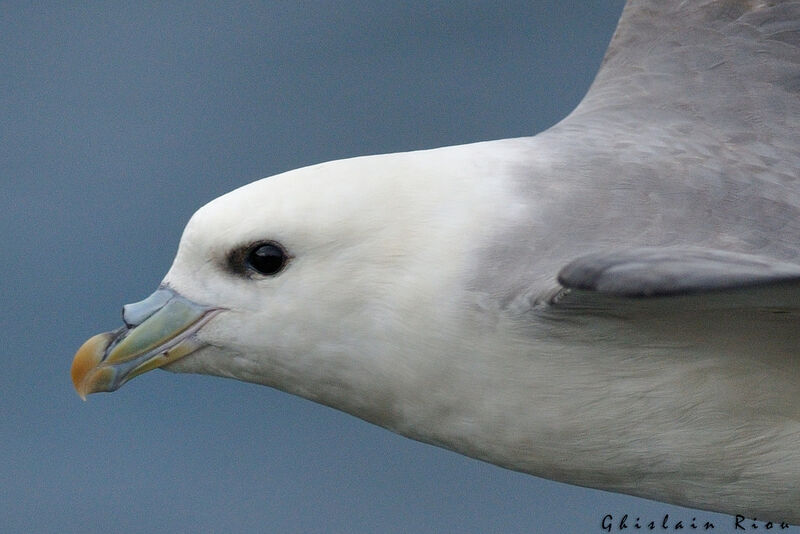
[{"left": 71, "top": 0, "right": 800, "bottom": 524}]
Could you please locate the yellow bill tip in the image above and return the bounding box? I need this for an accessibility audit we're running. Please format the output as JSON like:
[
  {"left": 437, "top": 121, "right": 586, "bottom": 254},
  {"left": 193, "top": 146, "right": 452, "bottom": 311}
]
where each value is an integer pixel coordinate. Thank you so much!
[{"left": 71, "top": 332, "right": 115, "bottom": 400}]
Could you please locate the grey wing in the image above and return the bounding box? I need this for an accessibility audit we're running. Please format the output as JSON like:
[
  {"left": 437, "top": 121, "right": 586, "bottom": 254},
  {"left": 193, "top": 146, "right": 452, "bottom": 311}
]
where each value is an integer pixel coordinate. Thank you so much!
[
  {"left": 570, "top": 0, "right": 800, "bottom": 154},
  {"left": 557, "top": 247, "right": 800, "bottom": 297},
  {"left": 537, "top": 0, "right": 800, "bottom": 207},
  {"left": 503, "top": 0, "right": 800, "bottom": 291},
  {"left": 494, "top": 2, "right": 800, "bottom": 318},
  {"left": 536, "top": 247, "right": 800, "bottom": 319},
  {"left": 537, "top": 248, "right": 800, "bottom": 369}
]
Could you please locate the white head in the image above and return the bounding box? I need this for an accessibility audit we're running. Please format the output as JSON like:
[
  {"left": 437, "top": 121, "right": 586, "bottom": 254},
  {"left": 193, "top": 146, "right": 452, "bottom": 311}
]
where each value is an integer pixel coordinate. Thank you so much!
[{"left": 72, "top": 141, "right": 529, "bottom": 430}]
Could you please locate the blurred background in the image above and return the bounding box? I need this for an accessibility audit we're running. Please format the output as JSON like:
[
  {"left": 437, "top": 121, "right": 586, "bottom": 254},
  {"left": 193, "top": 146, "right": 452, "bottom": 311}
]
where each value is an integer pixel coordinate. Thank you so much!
[{"left": 3, "top": 2, "right": 780, "bottom": 532}]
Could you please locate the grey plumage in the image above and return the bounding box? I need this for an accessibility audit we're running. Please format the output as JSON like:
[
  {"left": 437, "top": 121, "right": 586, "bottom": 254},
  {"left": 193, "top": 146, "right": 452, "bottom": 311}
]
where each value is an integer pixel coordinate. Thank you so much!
[
  {"left": 480, "top": 0, "right": 800, "bottom": 302},
  {"left": 467, "top": 0, "right": 800, "bottom": 520}
]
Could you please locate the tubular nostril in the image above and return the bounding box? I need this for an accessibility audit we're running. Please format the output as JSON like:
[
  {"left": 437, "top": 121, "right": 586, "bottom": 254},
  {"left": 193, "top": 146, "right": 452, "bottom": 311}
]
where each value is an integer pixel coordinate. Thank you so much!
[{"left": 121, "top": 287, "right": 175, "bottom": 328}]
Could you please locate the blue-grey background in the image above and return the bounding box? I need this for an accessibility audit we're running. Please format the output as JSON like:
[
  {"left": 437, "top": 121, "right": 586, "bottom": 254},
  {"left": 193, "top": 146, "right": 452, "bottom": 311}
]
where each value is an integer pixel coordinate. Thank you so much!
[{"left": 3, "top": 2, "right": 790, "bottom": 532}]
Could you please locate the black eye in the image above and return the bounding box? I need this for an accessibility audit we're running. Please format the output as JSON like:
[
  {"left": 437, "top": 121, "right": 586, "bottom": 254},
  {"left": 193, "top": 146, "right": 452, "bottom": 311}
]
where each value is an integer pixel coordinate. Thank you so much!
[{"left": 246, "top": 243, "right": 287, "bottom": 276}]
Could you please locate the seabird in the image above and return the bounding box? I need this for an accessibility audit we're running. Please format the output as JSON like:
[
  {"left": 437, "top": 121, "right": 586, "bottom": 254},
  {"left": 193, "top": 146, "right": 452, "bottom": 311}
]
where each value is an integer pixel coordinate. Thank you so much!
[{"left": 71, "top": 0, "right": 800, "bottom": 523}]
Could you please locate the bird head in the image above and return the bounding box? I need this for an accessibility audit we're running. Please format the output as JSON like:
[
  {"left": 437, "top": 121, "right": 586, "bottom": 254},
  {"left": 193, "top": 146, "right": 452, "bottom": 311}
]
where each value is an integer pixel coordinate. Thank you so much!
[{"left": 71, "top": 143, "right": 520, "bottom": 419}]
